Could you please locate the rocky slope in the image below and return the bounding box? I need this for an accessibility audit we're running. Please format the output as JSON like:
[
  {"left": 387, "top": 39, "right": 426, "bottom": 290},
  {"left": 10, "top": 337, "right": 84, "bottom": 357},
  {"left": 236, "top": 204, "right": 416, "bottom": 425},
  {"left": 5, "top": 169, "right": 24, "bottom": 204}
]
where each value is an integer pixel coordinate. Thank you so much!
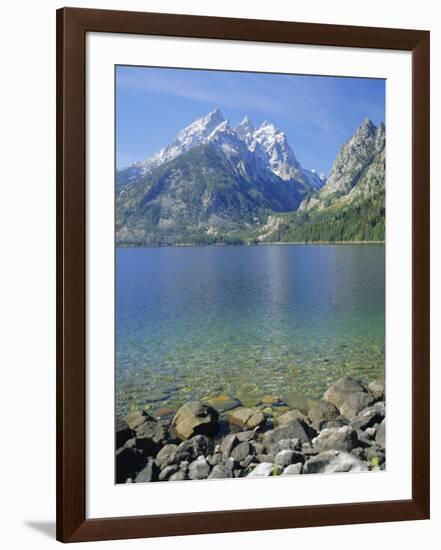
[{"left": 116, "top": 375, "right": 385, "bottom": 483}]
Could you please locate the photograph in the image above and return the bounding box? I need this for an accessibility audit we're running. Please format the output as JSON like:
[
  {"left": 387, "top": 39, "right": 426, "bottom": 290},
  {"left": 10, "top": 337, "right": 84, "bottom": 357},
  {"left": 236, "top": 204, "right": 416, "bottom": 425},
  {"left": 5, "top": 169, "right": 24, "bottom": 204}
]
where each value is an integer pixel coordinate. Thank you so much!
[{"left": 115, "top": 66, "right": 386, "bottom": 484}]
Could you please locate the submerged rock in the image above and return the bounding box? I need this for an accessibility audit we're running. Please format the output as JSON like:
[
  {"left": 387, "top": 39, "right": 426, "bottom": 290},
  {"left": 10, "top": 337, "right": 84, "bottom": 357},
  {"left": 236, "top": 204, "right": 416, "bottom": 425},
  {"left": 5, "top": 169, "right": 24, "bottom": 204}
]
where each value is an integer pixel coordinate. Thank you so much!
[
  {"left": 202, "top": 394, "right": 242, "bottom": 411},
  {"left": 171, "top": 401, "right": 219, "bottom": 440}
]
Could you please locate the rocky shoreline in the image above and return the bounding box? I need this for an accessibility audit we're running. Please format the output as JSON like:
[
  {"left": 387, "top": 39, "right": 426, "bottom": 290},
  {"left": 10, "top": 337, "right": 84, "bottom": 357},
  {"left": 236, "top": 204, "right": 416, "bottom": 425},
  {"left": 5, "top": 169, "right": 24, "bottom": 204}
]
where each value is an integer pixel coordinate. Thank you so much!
[{"left": 116, "top": 375, "right": 385, "bottom": 483}]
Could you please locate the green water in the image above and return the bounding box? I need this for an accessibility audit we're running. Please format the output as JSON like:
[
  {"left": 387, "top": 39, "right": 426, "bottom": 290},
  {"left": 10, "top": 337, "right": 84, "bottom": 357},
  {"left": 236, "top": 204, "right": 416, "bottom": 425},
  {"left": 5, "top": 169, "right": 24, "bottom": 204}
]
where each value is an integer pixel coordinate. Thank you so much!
[{"left": 116, "top": 244, "right": 385, "bottom": 418}]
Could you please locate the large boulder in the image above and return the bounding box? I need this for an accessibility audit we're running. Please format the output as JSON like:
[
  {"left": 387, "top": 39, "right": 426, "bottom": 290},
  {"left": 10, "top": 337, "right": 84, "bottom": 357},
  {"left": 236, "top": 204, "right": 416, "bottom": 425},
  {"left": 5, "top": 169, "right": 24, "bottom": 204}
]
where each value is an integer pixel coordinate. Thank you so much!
[
  {"left": 340, "top": 392, "right": 375, "bottom": 420},
  {"left": 303, "top": 451, "right": 369, "bottom": 474},
  {"left": 312, "top": 426, "right": 358, "bottom": 453},
  {"left": 263, "top": 419, "right": 315, "bottom": 448},
  {"left": 228, "top": 407, "right": 265, "bottom": 430},
  {"left": 308, "top": 400, "right": 340, "bottom": 430},
  {"left": 324, "top": 376, "right": 367, "bottom": 410},
  {"left": 171, "top": 401, "right": 219, "bottom": 440}
]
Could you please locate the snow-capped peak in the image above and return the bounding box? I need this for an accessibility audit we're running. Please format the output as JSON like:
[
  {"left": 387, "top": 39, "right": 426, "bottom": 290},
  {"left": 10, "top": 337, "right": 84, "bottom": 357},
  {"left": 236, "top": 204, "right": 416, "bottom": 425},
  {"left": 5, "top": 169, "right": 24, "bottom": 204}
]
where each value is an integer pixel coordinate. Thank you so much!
[
  {"left": 175, "top": 108, "right": 226, "bottom": 148},
  {"left": 235, "top": 116, "right": 255, "bottom": 143},
  {"left": 126, "top": 109, "right": 326, "bottom": 192}
]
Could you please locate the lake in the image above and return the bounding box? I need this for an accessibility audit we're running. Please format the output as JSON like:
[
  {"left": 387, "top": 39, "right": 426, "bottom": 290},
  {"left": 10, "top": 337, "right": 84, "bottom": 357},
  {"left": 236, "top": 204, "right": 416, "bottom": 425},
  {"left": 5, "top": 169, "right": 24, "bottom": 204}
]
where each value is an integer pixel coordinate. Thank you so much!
[{"left": 116, "top": 244, "right": 385, "bottom": 418}]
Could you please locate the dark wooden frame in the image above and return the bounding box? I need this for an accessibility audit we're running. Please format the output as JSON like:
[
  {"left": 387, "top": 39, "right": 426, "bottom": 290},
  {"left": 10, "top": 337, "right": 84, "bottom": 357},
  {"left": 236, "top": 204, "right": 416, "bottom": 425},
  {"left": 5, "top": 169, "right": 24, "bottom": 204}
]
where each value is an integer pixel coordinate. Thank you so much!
[{"left": 56, "top": 7, "right": 430, "bottom": 543}]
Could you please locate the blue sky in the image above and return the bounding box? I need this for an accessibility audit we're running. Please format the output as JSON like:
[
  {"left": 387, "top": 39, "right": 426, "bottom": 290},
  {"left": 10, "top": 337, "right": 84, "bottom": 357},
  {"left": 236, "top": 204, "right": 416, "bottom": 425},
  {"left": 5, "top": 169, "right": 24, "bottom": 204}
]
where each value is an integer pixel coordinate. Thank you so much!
[{"left": 116, "top": 66, "right": 385, "bottom": 174}]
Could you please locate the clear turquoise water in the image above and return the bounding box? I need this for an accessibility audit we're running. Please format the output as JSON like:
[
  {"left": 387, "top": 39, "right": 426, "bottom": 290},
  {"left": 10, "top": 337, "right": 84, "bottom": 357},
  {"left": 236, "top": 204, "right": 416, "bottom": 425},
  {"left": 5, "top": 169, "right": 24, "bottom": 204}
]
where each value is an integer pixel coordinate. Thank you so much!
[{"left": 116, "top": 244, "right": 385, "bottom": 418}]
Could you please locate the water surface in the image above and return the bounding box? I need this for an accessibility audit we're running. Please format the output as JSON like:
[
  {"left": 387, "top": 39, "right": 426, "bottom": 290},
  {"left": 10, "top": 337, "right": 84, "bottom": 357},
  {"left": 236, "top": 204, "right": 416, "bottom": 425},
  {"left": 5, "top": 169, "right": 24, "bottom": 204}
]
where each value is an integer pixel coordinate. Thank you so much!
[{"left": 116, "top": 244, "right": 385, "bottom": 417}]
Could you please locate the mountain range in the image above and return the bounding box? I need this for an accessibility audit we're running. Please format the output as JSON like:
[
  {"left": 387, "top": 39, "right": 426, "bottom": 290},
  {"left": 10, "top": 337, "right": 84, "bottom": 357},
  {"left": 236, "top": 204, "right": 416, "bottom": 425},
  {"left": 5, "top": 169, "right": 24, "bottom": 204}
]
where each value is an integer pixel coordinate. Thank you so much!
[{"left": 116, "top": 109, "right": 385, "bottom": 245}]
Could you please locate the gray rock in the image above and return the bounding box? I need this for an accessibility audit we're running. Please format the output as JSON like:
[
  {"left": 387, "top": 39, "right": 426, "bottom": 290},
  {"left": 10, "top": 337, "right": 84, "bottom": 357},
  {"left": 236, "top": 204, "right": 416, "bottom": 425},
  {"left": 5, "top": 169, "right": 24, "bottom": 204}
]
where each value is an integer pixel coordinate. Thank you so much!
[
  {"left": 208, "top": 463, "right": 233, "bottom": 479},
  {"left": 323, "top": 376, "right": 367, "bottom": 410},
  {"left": 308, "top": 400, "right": 340, "bottom": 430},
  {"left": 188, "top": 457, "right": 211, "bottom": 480},
  {"left": 313, "top": 426, "right": 358, "bottom": 453},
  {"left": 156, "top": 444, "right": 179, "bottom": 469},
  {"left": 170, "top": 435, "right": 214, "bottom": 464},
  {"left": 256, "top": 453, "right": 273, "bottom": 463},
  {"left": 171, "top": 401, "right": 219, "bottom": 440},
  {"left": 134, "top": 459, "right": 160, "bottom": 483},
  {"left": 356, "top": 430, "right": 373, "bottom": 447},
  {"left": 231, "top": 441, "right": 251, "bottom": 462},
  {"left": 276, "top": 409, "right": 309, "bottom": 425},
  {"left": 274, "top": 449, "right": 304, "bottom": 467},
  {"left": 124, "top": 410, "right": 148, "bottom": 431},
  {"left": 322, "top": 416, "right": 349, "bottom": 430},
  {"left": 350, "top": 402, "right": 385, "bottom": 431},
  {"left": 134, "top": 416, "right": 165, "bottom": 454},
  {"left": 368, "top": 380, "right": 385, "bottom": 400},
  {"left": 263, "top": 420, "right": 315, "bottom": 448},
  {"left": 169, "top": 470, "right": 187, "bottom": 481},
  {"left": 239, "top": 455, "right": 256, "bottom": 469},
  {"left": 228, "top": 407, "right": 265, "bottom": 430},
  {"left": 159, "top": 465, "right": 179, "bottom": 481},
  {"left": 179, "top": 460, "right": 189, "bottom": 471},
  {"left": 375, "top": 419, "right": 386, "bottom": 448},
  {"left": 282, "top": 463, "right": 303, "bottom": 475},
  {"left": 207, "top": 452, "right": 223, "bottom": 466},
  {"left": 340, "top": 392, "right": 375, "bottom": 420},
  {"left": 252, "top": 442, "right": 264, "bottom": 455},
  {"left": 271, "top": 438, "right": 301, "bottom": 455},
  {"left": 236, "top": 430, "right": 257, "bottom": 442},
  {"left": 220, "top": 433, "right": 237, "bottom": 457},
  {"left": 247, "top": 462, "right": 280, "bottom": 478},
  {"left": 303, "top": 451, "right": 369, "bottom": 474}
]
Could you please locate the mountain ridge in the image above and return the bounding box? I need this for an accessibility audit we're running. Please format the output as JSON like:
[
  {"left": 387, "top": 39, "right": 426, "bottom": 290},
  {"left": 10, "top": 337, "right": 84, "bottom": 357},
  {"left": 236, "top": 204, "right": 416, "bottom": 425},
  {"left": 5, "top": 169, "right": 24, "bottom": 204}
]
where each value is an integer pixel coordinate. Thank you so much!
[{"left": 116, "top": 111, "right": 385, "bottom": 246}]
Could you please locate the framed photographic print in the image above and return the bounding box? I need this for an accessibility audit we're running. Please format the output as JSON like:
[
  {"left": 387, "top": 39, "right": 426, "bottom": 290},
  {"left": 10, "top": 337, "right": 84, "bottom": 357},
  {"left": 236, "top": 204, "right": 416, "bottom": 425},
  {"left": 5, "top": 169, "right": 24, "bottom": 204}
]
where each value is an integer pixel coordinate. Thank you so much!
[{"left": 56, "top": 7, "right": 430, "bottom": 543}]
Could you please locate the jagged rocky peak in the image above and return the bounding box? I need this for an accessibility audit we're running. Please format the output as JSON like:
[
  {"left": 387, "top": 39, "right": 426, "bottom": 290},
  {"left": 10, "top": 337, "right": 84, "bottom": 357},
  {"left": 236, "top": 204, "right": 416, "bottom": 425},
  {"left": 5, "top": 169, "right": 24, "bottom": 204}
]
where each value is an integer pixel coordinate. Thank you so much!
[
  {"left": 300, "top": 117, "right": 385, "bottom": 210},
  {"left": 234, "top": 116, "right": 255, "bottom": 143},
  {"left": 175, "top": 108, "right": 226, "bottom": 146}
]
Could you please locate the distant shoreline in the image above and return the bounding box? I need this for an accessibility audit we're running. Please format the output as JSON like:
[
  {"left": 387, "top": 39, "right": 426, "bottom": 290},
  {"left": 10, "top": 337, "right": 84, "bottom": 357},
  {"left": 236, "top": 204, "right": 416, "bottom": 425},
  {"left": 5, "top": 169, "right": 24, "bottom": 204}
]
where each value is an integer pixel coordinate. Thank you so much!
[{"left": 116, "top": 241, "right": 385, "bottom": 249}]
